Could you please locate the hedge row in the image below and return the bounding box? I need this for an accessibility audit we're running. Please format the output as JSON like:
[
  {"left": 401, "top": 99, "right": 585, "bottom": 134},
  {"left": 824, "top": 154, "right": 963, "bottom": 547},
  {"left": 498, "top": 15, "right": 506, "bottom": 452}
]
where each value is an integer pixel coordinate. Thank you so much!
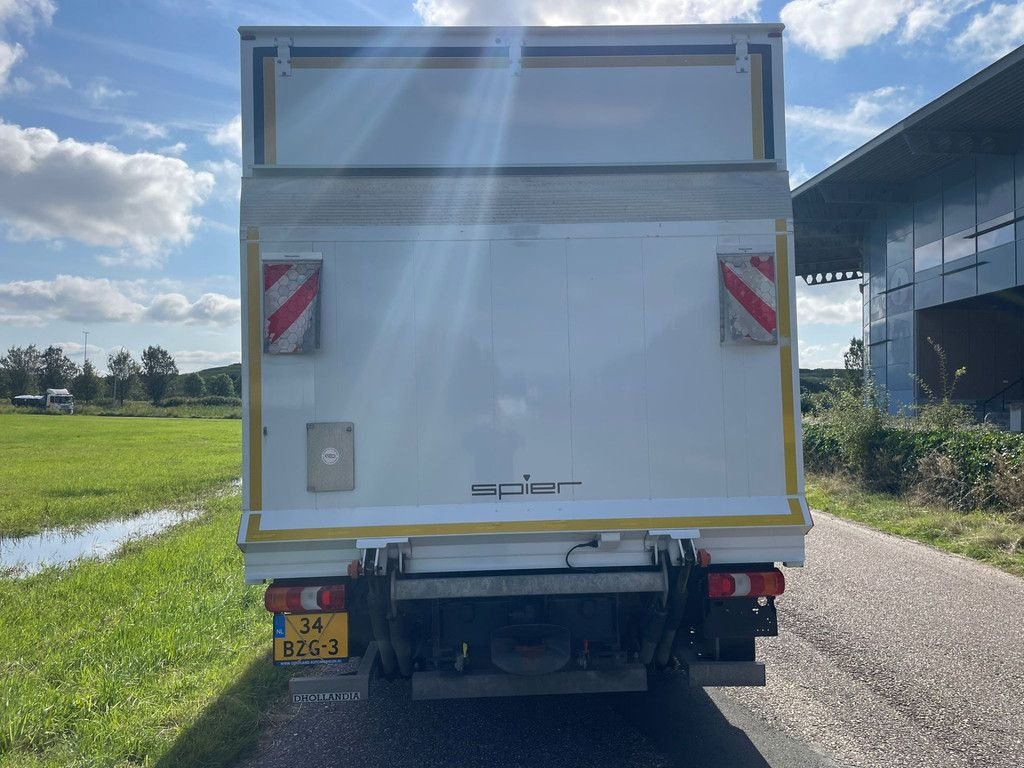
[
  {"left": 159, "top": 395, "right": 242, "bottom": 407},
  {"left": 804, "top": 420, "right": 1024, "bottom": 511}
]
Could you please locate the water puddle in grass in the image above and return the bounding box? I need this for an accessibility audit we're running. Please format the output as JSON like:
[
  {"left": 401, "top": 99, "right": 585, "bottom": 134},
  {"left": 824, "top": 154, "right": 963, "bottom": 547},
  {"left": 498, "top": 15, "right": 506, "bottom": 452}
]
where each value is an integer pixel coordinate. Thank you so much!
[{"left": 0, "top": 508, "right": 203, "bottom": 578}]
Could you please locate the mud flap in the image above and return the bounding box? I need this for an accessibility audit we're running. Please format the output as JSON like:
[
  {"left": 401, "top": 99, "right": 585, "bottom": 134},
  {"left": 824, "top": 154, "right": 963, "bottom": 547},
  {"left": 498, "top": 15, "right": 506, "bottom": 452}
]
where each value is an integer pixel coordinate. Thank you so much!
[{"left": 288, "top": 641, "right": 379, "bottom": 703}]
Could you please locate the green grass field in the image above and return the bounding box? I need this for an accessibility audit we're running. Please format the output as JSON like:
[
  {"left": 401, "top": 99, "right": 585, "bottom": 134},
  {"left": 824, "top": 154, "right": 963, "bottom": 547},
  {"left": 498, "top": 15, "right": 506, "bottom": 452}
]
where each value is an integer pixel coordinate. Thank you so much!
[
  {"left": 0, "top": 495, "right": 288, "bottom": 768},
  {"left": 808, "top": 473, "right": 1024, "bottom": 578},
  {"left": 0, "top": 414, "right": 241, "bottom": 537},
  {"left": 0, "top": 415, "right": 286, "bottom": 766}
]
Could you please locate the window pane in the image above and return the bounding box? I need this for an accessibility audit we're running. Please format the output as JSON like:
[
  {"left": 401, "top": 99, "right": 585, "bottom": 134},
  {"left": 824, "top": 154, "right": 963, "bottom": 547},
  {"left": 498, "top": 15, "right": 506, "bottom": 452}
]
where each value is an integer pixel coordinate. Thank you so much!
[
  {"left": 887, "top": 286, "right": 913, "bottom": 315},
  {"left": 944, "top": 229, "right": 976, "bottom": 263},
  {"left": 944, "top": 265, "right": 977, "bottom": 302},
  {"left": 943, "top": 177, "right": 976, "bottom": 235},
  {"left": 915, "top": 240, "right": 942, "bottom": 272},
  {"left": 1016, "top": 152, "right": 1024, "bottom": 214},
  {"left": 888, "top": 336, "right": 912, "bottom": 367},
  {"left": 978, "top": 242, "right": 1015, "bottom": 294},
  {"left": 916, "top": 276, "right": 942, "bottom": 308},
  {"left": 977, "top": 215, "right": 1015, "bottom": 252},
  {"left": 977, "top": 155, "right": 1014, "bottom": 223},
  {"left": 915, "top": 193, "right": 941, "bottom": 246},
  {"left": 888, "top": 311, "right": 913, "bottom": 341},
  {"left": 870, "top": 294, "right": 885, "bottom": 321},
  {"left": 887, "top": 262, "right": 912, "bottom": 290}
]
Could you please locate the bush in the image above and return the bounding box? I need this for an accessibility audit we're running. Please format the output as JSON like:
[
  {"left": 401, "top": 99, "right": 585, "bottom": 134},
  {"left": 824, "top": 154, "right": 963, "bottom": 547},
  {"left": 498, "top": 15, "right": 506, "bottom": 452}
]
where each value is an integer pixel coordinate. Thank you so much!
[
  {"left": 182, "top": 372, "right": 205, "bottom": 397},
  {"left": 990, "top": 454, "right": 1024, "bottom": 522},
  {"left": 804, "top": 418, "right": 1024, "bottom": 512},
  {"left": 160, "top": 395, "right": 241, "bottom": 407},
  {"left": 207, "top": 374, "right": 235, "bottom": 398},
  {"left": 804, "top": 373, "right": 893, "bottom": 487}
]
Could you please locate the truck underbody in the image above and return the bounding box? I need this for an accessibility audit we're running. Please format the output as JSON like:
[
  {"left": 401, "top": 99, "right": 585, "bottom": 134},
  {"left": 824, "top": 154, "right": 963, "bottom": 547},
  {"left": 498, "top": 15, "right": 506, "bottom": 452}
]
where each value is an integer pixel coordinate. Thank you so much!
[{"left": 273, "top": 542, "right": 783, "bottom": 701}]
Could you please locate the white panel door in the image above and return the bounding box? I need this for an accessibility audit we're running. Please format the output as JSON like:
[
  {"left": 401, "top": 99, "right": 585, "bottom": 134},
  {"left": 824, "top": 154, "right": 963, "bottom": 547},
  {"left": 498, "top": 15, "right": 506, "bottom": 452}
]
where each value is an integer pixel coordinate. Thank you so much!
[
  {"left": 413, "top": 241, "right": 497, "bottom": 505},
  {"left": 274, "top": 61, "right": 752, "bottom": 167},
  {"left": 642, "top": 237, "right": 729, "bottom": 499},
  {"left": 490, "top": 240, "right": 573, "bottom": 485},
  {"left": 566, "top": 238, "right": 649, "bottom": 500}
]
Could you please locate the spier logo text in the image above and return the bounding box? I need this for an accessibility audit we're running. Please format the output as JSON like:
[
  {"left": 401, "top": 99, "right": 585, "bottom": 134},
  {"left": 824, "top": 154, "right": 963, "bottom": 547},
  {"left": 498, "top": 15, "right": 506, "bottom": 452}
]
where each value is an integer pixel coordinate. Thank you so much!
[{"left": 472, "top": 474, "right": 582, "bottom": 500}]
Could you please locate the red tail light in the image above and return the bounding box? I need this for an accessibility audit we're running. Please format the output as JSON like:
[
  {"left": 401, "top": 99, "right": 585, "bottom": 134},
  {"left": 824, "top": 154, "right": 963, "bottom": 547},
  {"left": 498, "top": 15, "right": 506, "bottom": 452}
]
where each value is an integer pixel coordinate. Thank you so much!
[
  {"left": 264, "top": 584, "right": 346, "bottom": 613},
  {"left": 707, "top": 569, "right": 785, "bottom": 599}
]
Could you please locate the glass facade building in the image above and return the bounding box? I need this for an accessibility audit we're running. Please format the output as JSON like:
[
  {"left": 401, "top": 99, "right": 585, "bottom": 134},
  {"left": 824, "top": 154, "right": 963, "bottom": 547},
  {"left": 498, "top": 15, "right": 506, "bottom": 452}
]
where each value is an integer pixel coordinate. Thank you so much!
[
  {"left": 793, "top": 46, "right": 1024, "bottom": 419},
  {"left": 861, "top": 153, "right": 1024, "bottom": 412}
]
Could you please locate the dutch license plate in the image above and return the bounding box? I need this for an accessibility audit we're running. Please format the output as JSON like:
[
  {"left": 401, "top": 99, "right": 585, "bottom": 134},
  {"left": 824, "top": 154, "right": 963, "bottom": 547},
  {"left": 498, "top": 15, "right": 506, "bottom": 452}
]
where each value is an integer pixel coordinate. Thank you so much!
[{"left": 273, "top": 612, "right": 349, "bottom": 665}]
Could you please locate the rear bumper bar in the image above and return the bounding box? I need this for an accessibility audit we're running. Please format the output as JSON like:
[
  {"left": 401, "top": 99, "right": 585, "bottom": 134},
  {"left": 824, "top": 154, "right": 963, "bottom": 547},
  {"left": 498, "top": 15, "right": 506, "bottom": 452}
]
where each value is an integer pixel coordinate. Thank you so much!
[
  {"left": 393, "top": 569, "right": 667, "bottom": 601},
  {"left": 411, "top": 664, "right": 649, "bottom": 700}
]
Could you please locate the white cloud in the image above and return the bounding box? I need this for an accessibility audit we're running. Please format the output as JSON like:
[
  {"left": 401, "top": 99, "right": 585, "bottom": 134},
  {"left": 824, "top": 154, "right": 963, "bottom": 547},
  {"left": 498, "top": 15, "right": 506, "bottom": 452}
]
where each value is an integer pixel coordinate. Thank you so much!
[
  {"left": 0, "top": 274, "right": 239, "bottom": 328},
  {"left": 0, "top": 0, "right": 56, "bottom": 93},
  {"left": 55, "top": 340, "right": 106, "bottom": 365},
  {"left": 787, "top": 86, "right": 922, "bottom": 186},
  {"left": 798, "top": 340, "right": 848, "bottom": 368},
  {"left": 0, "top": 275, "right": 145, "bottom": 325},
  {"left": 780, "top": 0, "right": 980, "bottom": 59},
  {"left": 414, "top": 0, "right": 760, "bottom": 25},
  {"left": 144, "top": 292, "right": 240, "bottom": 326},
  {"left": 34, "top": 65, "right": 67, "bottom": 88},
  {"left": 0, "top": 311, "right": 44, "bottom": 325},
  {"left": 122, "top": 120, "right": 168, "bottom": 140},
  {"left": 788, "top": 86, "right": 916, "bottom": 142},
  {"left": 207, "top": 113, "right": 241, "bottom": 157},
  {"left": 9, "top": 64, "right": 69, "bottom": 94},
  {"left": 0, "top": 0, "right": 57, "bottom": 34},
  {"left": 95, "top": 250, "right": 165, "bottom": 269},
  {"left": 172, "top": 349, "right": 240, "bottom": 372},
  {"left": 85, "top": 76, "right": 133, "bottom": 106},
  {"left": 796, "top": 280, "right": 862, "bottom": 325},
  {"left": 788, "top": 162, "right": 813, "bottom": 189},
  {"left": 952, "top": 3, "right": 1024, "bottom": 62},
  {"left": 0, "top": 119, "right": 214, "bottom": 259},
  {"left": 0, "top": 39, "right": 24, "bottom": 91},
  {"left": 158, "top": 141, "right": 187, "bottom": 156},
  {"left": 202, "top": 157, "right": 241, "bottom": 201}
]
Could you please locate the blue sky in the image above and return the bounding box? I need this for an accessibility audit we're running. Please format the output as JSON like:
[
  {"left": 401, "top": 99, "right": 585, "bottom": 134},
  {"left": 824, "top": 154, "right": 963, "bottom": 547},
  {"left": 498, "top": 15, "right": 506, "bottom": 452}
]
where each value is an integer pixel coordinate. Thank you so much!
[{"left": 0, "top": 0, "right": 1021, "bottom": 372}]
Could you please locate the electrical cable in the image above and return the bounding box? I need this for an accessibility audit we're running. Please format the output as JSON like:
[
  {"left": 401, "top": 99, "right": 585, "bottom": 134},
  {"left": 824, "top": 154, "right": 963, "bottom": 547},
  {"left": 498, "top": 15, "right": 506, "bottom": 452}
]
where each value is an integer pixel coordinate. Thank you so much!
[{"left": 565, "top": 538, "right": 599, "bottom": 569}]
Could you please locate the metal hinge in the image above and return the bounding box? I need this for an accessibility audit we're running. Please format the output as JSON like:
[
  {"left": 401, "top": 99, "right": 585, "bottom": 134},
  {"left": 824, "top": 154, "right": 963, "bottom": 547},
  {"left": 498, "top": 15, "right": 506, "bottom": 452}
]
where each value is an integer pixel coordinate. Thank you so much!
[
  {"left": 734, "top": 35, "right": 750, "bottom": 73},
  {"left": 275, "top": 37, "right": 293, "bottom": 77},
  {"left": 358, "top": 537, "right": 410, "bottom": 575},
  {"left": 649, "top": 529, "right": 701, "bottom": 565}
]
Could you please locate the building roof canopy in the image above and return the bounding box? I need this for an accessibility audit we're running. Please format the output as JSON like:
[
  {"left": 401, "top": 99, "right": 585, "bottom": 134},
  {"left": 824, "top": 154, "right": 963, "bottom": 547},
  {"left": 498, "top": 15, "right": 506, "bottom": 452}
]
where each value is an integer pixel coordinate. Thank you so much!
[{"left": 792, "top": 45, "right": 1024, "bottom": 281}]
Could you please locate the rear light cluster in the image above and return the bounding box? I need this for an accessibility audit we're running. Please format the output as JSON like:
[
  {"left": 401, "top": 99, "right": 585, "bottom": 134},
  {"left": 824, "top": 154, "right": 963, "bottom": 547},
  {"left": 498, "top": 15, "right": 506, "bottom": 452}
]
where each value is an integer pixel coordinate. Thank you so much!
[
  {"left": 707, "top": 569, "right": 785, "bottom": 599},
  {"left": 264, "top": 584, "right": 346, "bottom": 613}
]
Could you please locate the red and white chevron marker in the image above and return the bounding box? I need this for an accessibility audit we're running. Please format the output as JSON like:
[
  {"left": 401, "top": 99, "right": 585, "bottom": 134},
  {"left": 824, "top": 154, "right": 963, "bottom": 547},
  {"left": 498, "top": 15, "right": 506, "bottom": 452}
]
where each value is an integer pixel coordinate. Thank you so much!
[
  {"left": 719, "top": 253, "right": 778, "bottom": 345},
  {"left": 263, "top": 262, "right": 322, "bottom": 354}
]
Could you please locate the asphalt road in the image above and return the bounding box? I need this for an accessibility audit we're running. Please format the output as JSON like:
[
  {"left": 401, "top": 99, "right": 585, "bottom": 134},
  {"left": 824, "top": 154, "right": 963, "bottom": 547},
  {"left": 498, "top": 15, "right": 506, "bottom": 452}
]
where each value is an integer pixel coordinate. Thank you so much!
[{"left": 242, "top": 512, "right": 1024, "bottom": 768}]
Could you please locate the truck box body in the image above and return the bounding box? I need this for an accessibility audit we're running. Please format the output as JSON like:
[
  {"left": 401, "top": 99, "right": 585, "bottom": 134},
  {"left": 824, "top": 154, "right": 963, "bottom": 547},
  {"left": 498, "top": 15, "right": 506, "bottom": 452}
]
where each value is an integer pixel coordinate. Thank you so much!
[{"left": 238, "top": 24, "right": 808, "bottom": 694}]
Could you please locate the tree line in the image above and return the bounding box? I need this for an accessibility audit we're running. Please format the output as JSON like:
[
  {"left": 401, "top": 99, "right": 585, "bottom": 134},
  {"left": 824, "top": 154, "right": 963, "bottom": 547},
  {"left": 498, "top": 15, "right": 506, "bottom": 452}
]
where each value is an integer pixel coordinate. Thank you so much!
[{"left": 0, "top": 345, "right": 241, "bottom": 405}]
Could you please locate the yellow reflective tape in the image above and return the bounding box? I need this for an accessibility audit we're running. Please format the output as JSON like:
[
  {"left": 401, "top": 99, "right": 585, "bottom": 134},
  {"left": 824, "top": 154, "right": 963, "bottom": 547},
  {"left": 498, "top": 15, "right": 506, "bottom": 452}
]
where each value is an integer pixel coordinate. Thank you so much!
[
  {"left": 245, "top": 504, "right": 807, "bottom": 543},
  {"left": 776, "top": 220, "right": 799, "bottom": 496},
  {"left": 293, "top": 57, "right": 508, "bottom": 69},
  {"left": 523, "top": 54, "right": 734, "bottom": 69},
  {"left": 788, "top": 497, "right": 803, "bottom": 518},
  {"left": 246, "top": 237, "right": 263, "bottom": 511}
]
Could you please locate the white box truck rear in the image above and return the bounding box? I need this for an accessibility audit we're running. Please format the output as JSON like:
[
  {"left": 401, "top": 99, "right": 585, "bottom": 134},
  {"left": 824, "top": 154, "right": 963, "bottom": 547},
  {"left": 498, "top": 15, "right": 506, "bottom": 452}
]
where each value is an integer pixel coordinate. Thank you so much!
[{"left": 237, "top": 23, "right": 809, "bottom": 701}]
